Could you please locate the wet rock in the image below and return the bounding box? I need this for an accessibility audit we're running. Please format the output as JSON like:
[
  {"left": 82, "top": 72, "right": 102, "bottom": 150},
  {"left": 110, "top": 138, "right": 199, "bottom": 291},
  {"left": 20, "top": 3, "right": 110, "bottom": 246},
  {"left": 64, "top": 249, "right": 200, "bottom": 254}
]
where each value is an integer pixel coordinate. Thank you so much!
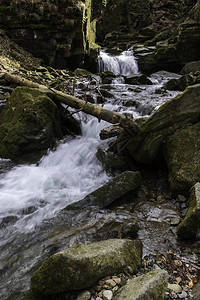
[
  {"left": 99, "top": 125, "right": 123, "bottom": 140},
  {"left": 96, "top": 149, "right": 129, "bottom": 172},
  {"left": 114, "top": 269, "right": 169, "bottom": 300},
  {"left": 164, "top": 122, "right": 200, "bottom": 195},
  {"left": 181, "top": 60, "right": 200, "bottom": 74},
  {"left": 177, "top": 182, "right": 200, "bottom": 240},
  {"left": 31, "top": 239, "right": 142, "bottom": 297},
  {"left": 101, "top": 71, "right": 116, "bottom": 84},
  {"left": 0, "top": 86, "right": 63, "bottom": 162},
  {"left": 99, "top": 89, "right": 114, "bottom": 98},
  {"left": 125, "top": 74, "right": 153, "bottom": 85},
  {"left": 127, "top": 84, "right": 200, "bottom": 164},
  {"left": 65, "top": 171, "right": 141, "bottom": 210},
  {"left": 164, "top": 74, "right": 197, "bottom": 91}
]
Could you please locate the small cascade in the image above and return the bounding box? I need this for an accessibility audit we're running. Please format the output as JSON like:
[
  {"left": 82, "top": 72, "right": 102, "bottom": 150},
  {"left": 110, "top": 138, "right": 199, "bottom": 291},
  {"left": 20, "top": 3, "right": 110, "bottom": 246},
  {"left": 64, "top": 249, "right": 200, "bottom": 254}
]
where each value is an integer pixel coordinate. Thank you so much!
[{"left": 97, "top": 48, "right": 138, "bottom": 76}]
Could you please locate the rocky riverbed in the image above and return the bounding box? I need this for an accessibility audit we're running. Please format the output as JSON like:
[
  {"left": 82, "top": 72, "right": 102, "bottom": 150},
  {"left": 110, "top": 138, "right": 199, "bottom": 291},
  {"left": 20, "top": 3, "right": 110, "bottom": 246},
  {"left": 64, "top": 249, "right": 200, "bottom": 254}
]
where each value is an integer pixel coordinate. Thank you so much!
[{"left": 0, "top": 20, "right": 200, "bottom": 300}]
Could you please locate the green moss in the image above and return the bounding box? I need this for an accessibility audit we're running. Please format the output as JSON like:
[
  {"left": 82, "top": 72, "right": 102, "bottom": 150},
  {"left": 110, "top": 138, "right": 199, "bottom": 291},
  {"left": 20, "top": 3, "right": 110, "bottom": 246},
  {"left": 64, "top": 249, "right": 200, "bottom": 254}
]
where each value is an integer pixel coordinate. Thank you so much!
[
  {"left": 31, "top": 239, "right": 142, "bottom": 297},
  {"left": 0, "top": 86, "right": 62, "bottom": 161}
]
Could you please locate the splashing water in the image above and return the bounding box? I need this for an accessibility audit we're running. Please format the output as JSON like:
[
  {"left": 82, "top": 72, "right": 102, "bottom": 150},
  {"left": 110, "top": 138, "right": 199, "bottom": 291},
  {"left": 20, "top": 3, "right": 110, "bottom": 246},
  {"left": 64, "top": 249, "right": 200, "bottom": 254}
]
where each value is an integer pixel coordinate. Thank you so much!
[
  {"left": 97, "top": 48, "right": 138, "bottom": 76},
  {"left": 0, "top": 118, "right": 110, "bottom": 232}
]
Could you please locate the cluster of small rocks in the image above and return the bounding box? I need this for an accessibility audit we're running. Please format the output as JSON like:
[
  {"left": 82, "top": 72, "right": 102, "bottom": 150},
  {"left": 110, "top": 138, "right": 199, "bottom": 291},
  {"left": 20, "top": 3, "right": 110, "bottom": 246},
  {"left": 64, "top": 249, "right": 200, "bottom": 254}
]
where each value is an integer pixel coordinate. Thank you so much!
[{"left": 77, "top": 274, "right": 128, "bottom": 300}]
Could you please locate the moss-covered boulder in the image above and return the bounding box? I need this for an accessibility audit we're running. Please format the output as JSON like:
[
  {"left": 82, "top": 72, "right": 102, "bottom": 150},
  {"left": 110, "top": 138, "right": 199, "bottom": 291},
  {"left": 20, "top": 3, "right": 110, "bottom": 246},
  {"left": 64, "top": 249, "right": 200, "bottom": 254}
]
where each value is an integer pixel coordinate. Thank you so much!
[
  {"left": 114, "top": 269, "right": 169, "bottom": 300},
  {"left": 31, "top": 239, "right": 142, "bottom": 298},
  {"left": 177, "top": 183, "right": 200, "bottom": 239},
  {"left": 65, "top": 171, "right": 141, "bottom": 210},
  {"left": 164, "top": 122, "right": 200, "bottom": 195},
  {"left": 126, "top": 84, "right": 200, "bottom": 164},
  {"left": 0, "top": 86, "right": 62, "bottom": 161}
]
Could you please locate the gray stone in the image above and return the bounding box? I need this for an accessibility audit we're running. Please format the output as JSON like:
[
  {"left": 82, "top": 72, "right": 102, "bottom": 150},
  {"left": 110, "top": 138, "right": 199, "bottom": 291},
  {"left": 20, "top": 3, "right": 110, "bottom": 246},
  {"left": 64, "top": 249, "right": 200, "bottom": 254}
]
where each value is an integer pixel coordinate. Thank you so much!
[
  {"left": 102, "top": 289, "right": 113, "bottom": 300},
  {"left": 177, "top": 182, "right": 200, "bottom": 239},
  {"left": 65, "top": 171, "right": 141, "bottom": 210},
  {"left": 31, "top": 239, "right": 142, "bottom": 297},
  {"left": 105, "top": 279, "right": 116, "bottom": 287},
  {"left": 167, "top": 283, "right": 182, "bottom": 294},
  {"left": 114, "top": 269, "right": 169, "bottom": 300}
]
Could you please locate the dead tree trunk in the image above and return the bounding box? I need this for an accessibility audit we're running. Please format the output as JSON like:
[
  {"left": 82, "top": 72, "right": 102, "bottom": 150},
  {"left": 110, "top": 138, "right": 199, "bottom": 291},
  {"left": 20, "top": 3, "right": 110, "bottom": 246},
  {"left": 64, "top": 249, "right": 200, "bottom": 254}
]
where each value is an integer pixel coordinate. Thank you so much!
[{"left": 5, "top": 73, "right": 139, "bottom": 134}]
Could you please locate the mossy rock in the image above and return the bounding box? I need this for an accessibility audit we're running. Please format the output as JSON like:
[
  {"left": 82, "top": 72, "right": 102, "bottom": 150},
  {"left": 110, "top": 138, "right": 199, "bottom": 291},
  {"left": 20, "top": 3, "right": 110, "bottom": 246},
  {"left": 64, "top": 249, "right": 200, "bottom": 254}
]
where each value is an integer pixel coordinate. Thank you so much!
[
  {"left": 164, "top": 74, "right": 195, "bottom": 91},
  {"left": 177, "top": 182, "right": 200, "bottom": 239},
  {"left": 114, "top": 269, "right": 169, "bottom": 300},
  {"left": 126, "top": 84, "right": 200, "bottom": 164},
  {"left": 181, "top": 60, "right": 200, "bottom": 74},
  {"left": 31, "top": 239, "right": 142, "bottom": 298},
  {"left": 164, "top": 122, "right": 200, "bottom": 195},
  {"left": 0, "top": 86, "right": 62, "bottom": 162}
]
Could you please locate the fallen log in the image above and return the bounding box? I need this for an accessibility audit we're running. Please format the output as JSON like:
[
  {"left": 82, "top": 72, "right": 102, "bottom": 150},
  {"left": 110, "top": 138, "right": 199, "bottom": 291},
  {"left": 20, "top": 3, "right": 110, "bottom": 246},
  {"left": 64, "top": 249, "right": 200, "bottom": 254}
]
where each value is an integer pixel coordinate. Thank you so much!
[{"left": 4, "top": 73, "right": 139, "bottom": 134}]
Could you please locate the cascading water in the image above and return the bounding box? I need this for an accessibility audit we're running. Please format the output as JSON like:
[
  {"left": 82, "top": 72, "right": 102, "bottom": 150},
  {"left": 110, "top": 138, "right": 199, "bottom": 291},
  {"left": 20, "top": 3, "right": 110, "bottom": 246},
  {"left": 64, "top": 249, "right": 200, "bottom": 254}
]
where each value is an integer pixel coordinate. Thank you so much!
[
  {"left": 97, "top": 48, "right": 138, "bottom": 76},
  {"left": 0, "top": 55, "right": 182, "bottom": 299}
]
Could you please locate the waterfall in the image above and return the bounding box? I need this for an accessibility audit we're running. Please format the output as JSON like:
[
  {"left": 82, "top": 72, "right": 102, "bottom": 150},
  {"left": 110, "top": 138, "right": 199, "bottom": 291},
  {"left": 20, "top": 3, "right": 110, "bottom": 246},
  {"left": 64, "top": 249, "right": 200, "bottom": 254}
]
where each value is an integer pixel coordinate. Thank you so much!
[{"left": 97, "top": 48, "right": 138, "bottom": 76}]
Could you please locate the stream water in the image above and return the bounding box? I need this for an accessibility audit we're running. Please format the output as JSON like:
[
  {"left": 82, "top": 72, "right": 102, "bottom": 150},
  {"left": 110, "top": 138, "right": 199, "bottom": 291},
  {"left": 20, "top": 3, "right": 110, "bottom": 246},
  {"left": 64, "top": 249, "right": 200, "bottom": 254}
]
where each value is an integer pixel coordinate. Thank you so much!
[{"left": 0, "top": 49, "right": 199, "bottom": 299}]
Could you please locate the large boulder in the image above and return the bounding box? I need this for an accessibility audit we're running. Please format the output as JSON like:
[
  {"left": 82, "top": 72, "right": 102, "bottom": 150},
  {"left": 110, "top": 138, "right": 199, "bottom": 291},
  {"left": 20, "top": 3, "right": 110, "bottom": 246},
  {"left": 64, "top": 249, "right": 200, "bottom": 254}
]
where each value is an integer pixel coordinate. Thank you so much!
[
  {"left": 0, "top": 86, "right": 62, "bottom": 161},
  {"left": 114, "top": 269, "right": 169, "bottom": 300},
  {"left": 177, "top": 182, "right": 200, "bottom": 240},
  {"left": 181, "top": 60, "right": 200, "bottom": 74},
  {"left": 65, "top": 171, "right": 141, "bottom": 210},
  {"left": 164, "top": 122, "right": 200, "bottom": 195},
  {"left": 126, "top": 84, "right": 200, "bottom": 164},
  {"left": 31, "top": 239, "right": 142, "bottom": 297}
]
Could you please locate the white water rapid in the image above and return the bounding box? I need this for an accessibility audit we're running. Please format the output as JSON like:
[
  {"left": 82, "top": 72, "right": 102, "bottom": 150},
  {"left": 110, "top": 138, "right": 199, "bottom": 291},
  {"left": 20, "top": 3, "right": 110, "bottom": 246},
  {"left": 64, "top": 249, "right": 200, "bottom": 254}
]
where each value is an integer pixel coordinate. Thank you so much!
[
  {"left": 97, "top": 48, "right": 138, "bottom": 76},
  {"left": 0, "top": 56, "right": 181, "bottom": 300}
]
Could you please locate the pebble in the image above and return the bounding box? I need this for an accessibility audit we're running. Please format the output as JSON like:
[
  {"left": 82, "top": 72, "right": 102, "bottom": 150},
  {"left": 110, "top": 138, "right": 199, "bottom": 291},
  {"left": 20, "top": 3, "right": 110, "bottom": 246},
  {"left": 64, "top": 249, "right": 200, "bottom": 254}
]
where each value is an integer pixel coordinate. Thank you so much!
[
  {"left": 77, "top": 290, "right": 91, "bottom": 300},
  {"left": 168, "top": 283, "right": 182, "bottom": 294},
  {"left": 112, "top": 277, "right": 121, "bottom": 285},
  {"left": 105, "top": 279, "right": 116, "bottom": 288},
  {"left": 179, "top": 290, "right": 188, "bottom": 298},
  {"left": 102, "top": 289, "right": 113, "bottom": 300}
]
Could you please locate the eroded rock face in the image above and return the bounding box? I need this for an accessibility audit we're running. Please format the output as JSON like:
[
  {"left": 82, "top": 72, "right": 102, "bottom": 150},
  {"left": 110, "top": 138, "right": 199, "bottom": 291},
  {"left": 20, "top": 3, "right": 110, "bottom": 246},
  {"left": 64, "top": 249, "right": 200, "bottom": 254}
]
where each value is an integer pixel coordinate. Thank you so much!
[
  {"left": 114, "top": 269, "right": 169, "bottom": 300},
  {"left": 0, "top": 0, "right": 85, "bottom": 68},
  {"left": 138, "top": 22, "right": 200, "bottom": 73},
  {"left": 31, "top": 239, "right": 142, "bottom": 297},
  {"left": 177, "top": 182, "right": 200, "bottom": 239}
]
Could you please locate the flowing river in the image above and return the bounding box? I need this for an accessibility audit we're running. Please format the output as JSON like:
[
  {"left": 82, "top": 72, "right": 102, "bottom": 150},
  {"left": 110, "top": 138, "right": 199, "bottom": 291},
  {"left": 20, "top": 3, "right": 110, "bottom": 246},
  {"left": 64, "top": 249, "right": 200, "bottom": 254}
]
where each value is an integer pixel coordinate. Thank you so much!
[{"left": 0, "top": 49, "right": 198, "bottom": 299}]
